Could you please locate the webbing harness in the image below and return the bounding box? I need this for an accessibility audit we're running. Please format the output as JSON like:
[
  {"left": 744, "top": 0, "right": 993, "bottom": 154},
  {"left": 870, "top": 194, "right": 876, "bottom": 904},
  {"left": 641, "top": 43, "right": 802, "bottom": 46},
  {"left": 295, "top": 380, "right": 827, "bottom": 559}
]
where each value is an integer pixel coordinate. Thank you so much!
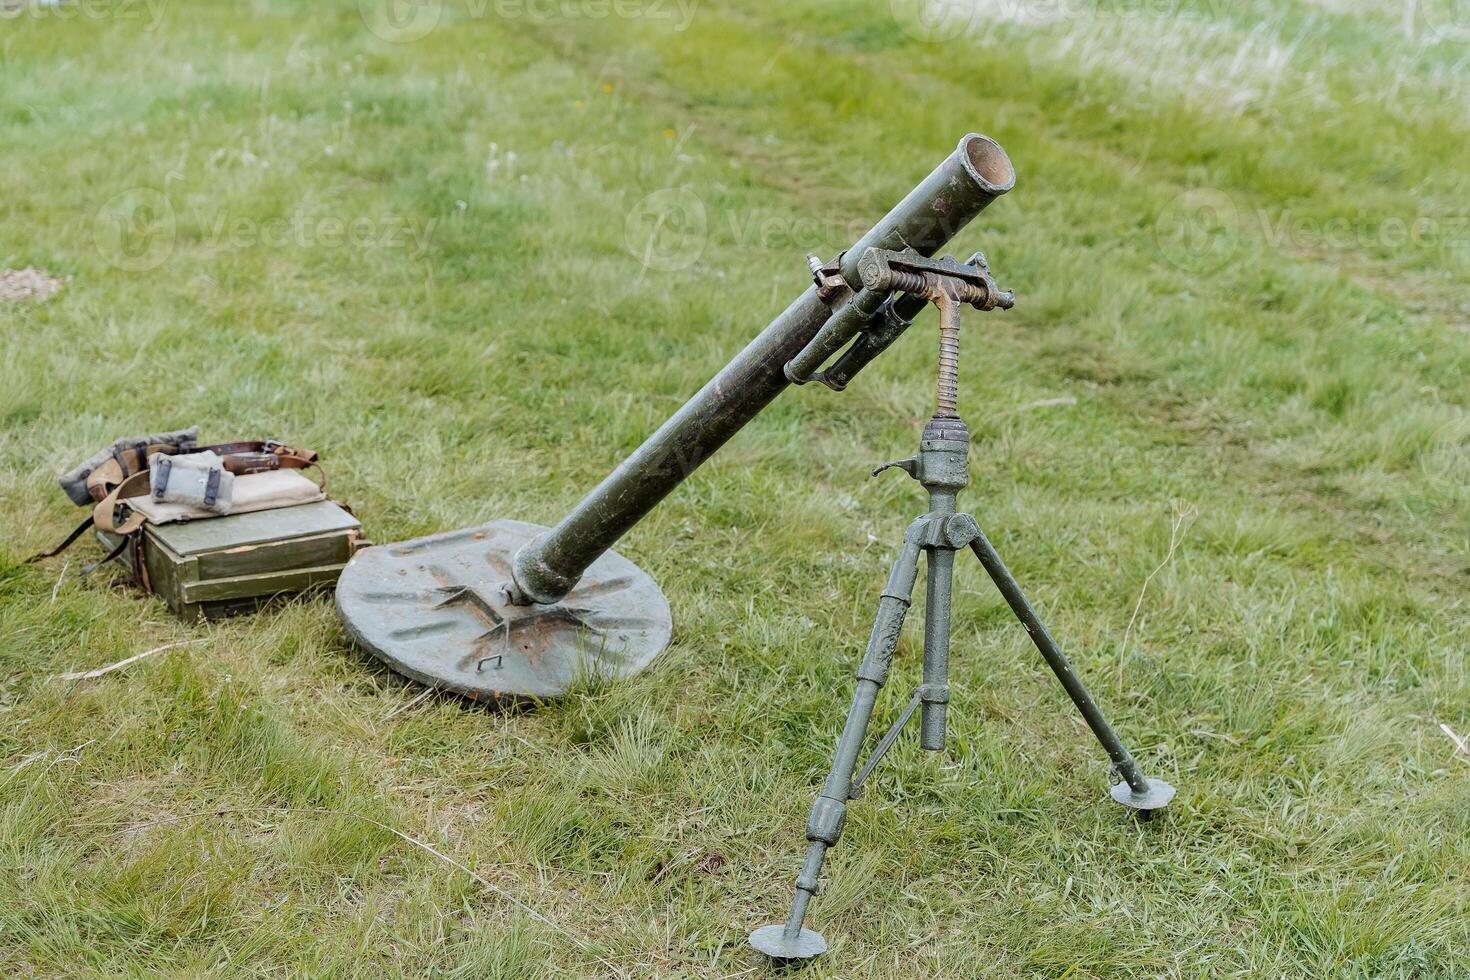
[{"left": 30, "top": 439, "right": 322, "bottom": 577}]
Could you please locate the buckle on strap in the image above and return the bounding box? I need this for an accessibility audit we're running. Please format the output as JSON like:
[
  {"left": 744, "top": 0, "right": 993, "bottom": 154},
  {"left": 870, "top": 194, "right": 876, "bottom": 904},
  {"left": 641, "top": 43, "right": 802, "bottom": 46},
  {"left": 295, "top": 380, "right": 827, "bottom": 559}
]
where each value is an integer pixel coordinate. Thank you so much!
[
  {"left": 225, "top": 452, "right": 281, "bottom": 474},
  {"left": 151, "top": 456, "right": 172, "bottom": 500}
]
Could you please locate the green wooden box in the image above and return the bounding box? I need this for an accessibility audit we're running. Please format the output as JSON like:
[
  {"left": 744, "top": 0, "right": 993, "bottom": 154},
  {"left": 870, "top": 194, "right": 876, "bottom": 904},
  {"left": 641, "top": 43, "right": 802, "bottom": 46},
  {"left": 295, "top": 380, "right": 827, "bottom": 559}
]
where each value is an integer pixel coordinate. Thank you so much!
[{"left": 98, "top": 501, "right": 364, "bottom": 621}]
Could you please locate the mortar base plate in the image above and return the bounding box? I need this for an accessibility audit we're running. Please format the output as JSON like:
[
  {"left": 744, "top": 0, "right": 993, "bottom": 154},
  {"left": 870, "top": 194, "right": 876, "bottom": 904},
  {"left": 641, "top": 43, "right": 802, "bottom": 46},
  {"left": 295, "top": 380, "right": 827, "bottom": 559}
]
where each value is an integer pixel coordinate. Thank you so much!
[{"left": 335, "top": 519, "right": 671, "bottom": 700}]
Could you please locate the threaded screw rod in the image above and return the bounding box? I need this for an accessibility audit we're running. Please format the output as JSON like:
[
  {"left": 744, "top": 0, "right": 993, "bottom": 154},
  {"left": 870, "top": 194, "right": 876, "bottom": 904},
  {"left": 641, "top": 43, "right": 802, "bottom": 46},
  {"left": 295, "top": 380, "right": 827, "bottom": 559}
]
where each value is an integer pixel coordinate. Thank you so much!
[{"left": 934, "top": 292, "right": 961, "bottom": 417}]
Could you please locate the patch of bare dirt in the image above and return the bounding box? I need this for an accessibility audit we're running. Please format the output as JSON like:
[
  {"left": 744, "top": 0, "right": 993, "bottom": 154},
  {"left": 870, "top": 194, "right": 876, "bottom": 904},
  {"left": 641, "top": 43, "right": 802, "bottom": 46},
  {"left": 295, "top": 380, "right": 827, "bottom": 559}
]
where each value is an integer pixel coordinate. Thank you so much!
[{"left": 0, "top": 267, "right": 66, "bottom": 303}]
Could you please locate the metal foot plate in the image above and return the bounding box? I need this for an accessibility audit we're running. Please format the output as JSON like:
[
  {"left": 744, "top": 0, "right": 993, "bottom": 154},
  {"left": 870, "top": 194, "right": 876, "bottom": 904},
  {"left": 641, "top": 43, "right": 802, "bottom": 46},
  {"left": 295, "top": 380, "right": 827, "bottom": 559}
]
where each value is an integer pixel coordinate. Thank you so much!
[
  {"left": 749, "top": 924, "right": 828, "bottom": 961},
  {"left": 335, "top": 519, "right": 671, "bottom": 700},
  {"left": 1109, "top": 776, "right": 1177, "bottom": 813}
]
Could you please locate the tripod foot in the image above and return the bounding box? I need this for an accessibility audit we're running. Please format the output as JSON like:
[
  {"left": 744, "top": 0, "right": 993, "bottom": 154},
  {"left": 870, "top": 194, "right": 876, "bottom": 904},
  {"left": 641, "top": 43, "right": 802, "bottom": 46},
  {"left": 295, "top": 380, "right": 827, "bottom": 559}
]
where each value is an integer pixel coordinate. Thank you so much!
[
  {"left": 749, "top": 924, "right": 828, "bottom": 962},
  {"left": 1109, "top": 776, "right": 1176, "bottom": 818}
]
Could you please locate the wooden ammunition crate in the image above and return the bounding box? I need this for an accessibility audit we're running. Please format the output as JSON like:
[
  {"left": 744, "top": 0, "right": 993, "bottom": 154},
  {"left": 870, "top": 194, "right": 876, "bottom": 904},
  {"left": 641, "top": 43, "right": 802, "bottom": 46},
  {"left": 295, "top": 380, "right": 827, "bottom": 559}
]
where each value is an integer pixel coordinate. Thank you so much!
[{"left": 98, "top": 501, "right": 364, "bottom": 621}]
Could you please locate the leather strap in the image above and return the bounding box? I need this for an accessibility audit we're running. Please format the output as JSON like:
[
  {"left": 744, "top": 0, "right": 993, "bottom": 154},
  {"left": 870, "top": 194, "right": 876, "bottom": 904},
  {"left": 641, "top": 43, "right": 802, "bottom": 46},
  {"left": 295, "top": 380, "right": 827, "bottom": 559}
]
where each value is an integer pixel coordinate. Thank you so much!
[
  {"left": 26, "top": 514, "right": 135, "bottom": 578},
  {"left": 151, "top": 456, "right": 173, "bottom": 500},
  {"left": 93, "top": 470, "right": 151, "bottom": 536},
  {"left": 201, "top": 440, "right": 276, "bottom": 456},
  {"left": 210, "top": 442, "right": 319, "bottom": 478},
  {"left": 85, "top": 442, "right": 182, "bottom": 503},
  {"left": 89, "top": 444, "right": 323, "bottom": 537},
  {"left": 34, "top": 438, "right": 324, "bottom": 571},
  {"left": 81, "top": 535, "right": 132, "bottom": 578},
  {"left": 26, "top": 515, "right": 96, "bottom": 563},
  {"left": 83, "top": 440, "right": 320, "bottom": 502}
]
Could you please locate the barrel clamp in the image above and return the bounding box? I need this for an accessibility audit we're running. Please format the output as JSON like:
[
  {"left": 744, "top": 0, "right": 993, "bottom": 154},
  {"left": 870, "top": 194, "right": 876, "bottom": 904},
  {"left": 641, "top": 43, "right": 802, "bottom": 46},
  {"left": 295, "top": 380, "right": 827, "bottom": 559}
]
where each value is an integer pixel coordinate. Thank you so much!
[
  {"left": 856, "top": 247, "right": 1013, "bottom": 311},
  {"left": 783, "top": 247, "right": 1014, "bottom": 392}
]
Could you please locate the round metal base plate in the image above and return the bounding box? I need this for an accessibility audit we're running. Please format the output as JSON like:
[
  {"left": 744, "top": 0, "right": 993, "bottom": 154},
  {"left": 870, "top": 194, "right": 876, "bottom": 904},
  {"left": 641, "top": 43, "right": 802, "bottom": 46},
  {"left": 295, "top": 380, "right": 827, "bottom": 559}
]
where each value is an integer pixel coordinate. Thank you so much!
[
  {"left": 335, "top": 519, "right": 671, "bottom": 700},
  {"left": 749, "top": 924, "right": 828, "bottom": 961},
  {"left": 1109, "top": 776, "right": 1177, "bottom": 813}
]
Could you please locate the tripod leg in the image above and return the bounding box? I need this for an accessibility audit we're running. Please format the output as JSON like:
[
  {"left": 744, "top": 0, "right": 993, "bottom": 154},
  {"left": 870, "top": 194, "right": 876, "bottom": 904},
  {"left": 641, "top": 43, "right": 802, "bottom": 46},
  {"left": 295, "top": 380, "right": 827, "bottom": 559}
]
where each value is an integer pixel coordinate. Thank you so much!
[
  {"left": 967, "top": 528, "right": 1176, "bottom": 815},
  {"left": 750, "top": 522, "right": 926, "bottom": 961},
  {"left": 920, "top": 543, "right": 955, "bottom": 750}
]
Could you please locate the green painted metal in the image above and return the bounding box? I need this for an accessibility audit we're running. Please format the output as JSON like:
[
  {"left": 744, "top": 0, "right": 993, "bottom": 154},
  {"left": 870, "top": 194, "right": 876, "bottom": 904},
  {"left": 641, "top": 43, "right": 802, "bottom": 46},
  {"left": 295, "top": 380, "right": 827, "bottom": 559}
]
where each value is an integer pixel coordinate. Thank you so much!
[
  {"left": 750, "top": 248, "right": 1175, "bottom": 963},
  {"left": 748, "top": 923, "right": 827, "bottom": 961},
  {"left": 809, "top": 288, "right": 924, "bottom": 391},
  {"left": 334, "top": 520, "right": 671, "bottom": 701},
  {"left": 506, "top": 134, "right": 1016, "bottom": 607},
  {"left": 340, "top": 134, "right": 1019, "bottom": 700},
  {"left": 98, "top": 500, "right": 362, "bottom": 621},
  {"left": 966, "top": 528, "right": 1172, "bottom": 802},
  {"left": 781, "top": 284, "right": 887, "bottom": 385},
  {"left": 153, "top": 500, "right": 359, "bottom": 555}
]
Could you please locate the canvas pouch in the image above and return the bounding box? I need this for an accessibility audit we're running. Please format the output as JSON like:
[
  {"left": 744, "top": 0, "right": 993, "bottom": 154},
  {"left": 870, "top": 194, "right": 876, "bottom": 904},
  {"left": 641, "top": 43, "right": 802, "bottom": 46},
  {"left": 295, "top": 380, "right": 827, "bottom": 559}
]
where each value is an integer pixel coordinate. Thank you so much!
[{"left": 149, "top": 451, "right": 234, "bottom": 515}]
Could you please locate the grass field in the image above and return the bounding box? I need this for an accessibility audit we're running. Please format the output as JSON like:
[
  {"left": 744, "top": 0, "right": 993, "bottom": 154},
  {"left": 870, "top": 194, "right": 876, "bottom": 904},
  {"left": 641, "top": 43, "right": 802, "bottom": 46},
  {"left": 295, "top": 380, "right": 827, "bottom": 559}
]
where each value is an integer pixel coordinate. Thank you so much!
[{"left": 2, "top": 0, "right": 1469, "bottom": 975}]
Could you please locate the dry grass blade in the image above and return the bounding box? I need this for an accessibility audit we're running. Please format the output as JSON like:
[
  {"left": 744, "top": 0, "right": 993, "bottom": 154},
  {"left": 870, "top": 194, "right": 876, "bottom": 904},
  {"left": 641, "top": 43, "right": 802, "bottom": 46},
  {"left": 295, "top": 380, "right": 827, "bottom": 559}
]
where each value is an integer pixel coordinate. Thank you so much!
[
  {"left": 1117, "top": 499, "right": 1197, "bottom": 692},
  {"left": 384, "top": 685, "right": 435, "bottom": 719},
  {"left": 51, "top": 640, "right": 202, "bottom": 681},
  {"left": 1439, "top": 723, "right": 1470, "bottom": 762},
  {"left": 49, "top": 559, "right": 69, "bottom": 604}
]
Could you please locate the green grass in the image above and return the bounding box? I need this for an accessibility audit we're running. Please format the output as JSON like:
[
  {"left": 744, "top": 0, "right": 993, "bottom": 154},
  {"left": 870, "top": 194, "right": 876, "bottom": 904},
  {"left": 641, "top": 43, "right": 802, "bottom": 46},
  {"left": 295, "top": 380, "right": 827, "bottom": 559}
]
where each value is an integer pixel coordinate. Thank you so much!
[{"left": 2, "top": 0, "right": 1468, "bottom": 975}]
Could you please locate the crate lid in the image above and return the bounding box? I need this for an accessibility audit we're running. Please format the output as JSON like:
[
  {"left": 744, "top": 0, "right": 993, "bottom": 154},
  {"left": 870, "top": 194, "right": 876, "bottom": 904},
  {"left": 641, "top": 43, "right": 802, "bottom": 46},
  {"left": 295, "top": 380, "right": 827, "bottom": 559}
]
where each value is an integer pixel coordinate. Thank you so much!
[{"left": 148, "top": 501, "right": 360, "bottom": 556}]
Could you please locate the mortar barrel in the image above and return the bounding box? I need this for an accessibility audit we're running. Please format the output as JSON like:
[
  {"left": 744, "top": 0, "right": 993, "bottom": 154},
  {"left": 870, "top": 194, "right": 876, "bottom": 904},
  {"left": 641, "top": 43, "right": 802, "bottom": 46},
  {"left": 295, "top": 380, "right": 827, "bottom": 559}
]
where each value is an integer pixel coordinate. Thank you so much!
[{"left": 508, "top": 134, "right": 1015, "bottom": 605}]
